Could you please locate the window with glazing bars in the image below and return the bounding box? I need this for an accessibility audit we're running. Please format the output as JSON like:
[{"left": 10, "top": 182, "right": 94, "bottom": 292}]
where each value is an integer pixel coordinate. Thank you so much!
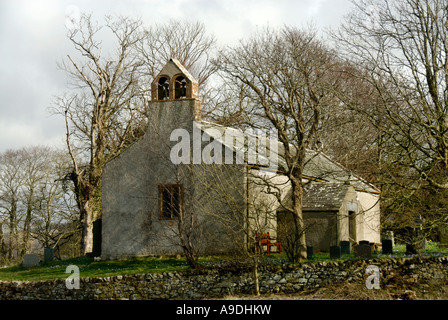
[{"left": 158, "top": 184, "right": 183, "bottom": 219}]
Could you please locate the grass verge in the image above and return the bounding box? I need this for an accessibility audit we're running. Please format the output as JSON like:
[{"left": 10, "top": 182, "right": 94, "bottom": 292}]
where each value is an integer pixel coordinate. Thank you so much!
[
  {"left": 1, "top": 241, "right": 447, "bottom": 282},
  {"left": 0, "top": 256, "right": 190, "bottom": 281}
]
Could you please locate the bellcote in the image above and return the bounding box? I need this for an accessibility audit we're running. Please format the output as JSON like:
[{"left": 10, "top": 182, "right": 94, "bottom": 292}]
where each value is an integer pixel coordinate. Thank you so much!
[{"left": 151, "top": 58, "right": 199, "bottom": 101}]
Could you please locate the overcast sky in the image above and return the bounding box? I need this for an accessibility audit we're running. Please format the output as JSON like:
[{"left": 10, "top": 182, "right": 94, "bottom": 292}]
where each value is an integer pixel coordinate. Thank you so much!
[{"left": 0, "top": 0, "right": 353, "bottom": 153}]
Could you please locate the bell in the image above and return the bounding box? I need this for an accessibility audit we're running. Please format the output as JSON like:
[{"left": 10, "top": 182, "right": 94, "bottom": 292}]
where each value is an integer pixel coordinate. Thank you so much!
[{"left": 180, "top": 84, "right": 187, "bottom": 98}]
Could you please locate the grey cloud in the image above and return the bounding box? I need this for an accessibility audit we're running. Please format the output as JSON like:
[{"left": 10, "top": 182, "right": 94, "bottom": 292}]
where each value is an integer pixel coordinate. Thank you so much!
[{"left": 0, "top": 0, "right": 353, "bottom": 153}]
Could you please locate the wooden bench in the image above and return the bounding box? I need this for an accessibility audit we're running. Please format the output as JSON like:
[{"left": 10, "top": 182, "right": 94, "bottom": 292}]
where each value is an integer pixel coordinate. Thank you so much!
[{"left": 255, "top": 232, "right": 282, "bottom": 254}]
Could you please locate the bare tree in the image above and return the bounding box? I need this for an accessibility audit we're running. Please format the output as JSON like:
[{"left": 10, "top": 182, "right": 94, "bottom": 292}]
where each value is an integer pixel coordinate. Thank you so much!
[
  {"left": 214, "top": 26, "right": 343, "bottom": 261},
  {"left": 332, "top": 0, "right": 448, "bottom": 246},
  {"left": 19, "top": 146, "right": 48, "bottom": 256},
  {"left": 334, "top": 0, "right": 448, "bottom": 187},
  {"left": 0, "top": 146, "right": 78, "bottom": 264},
  {"left": 53, "top": 14, "right": 147, "bottom": 255},
  {"left": 137, "top": 19, "right": 217, "bottom": 88},
  {"left": 190, "top": 159, "right": 281, "bottom": 296},
  {"left": 0, "top": 149, "right": 24, "bottom": 262},
  {"left": 32, "top": 149, "right": 80, "bottom": 255}
]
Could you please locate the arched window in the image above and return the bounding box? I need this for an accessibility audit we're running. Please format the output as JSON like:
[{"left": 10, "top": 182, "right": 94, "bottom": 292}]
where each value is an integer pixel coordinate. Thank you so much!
[
  {"left": 157, "top": 76, "right": 170, "bottom": 100},
  {"left": 174, "top": 76, "right": 187, "bottom": 99}
]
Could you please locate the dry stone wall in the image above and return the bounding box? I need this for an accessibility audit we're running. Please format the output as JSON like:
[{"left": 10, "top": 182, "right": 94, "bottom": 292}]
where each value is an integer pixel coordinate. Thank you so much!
[{"left": 1, "top": 255, "right": 447, "bottom": 300}]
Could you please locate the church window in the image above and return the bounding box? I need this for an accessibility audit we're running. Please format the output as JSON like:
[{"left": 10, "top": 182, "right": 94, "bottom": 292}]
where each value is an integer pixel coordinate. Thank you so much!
[{"left": 158, "top": 184, "right": 183, "bottom": 219}]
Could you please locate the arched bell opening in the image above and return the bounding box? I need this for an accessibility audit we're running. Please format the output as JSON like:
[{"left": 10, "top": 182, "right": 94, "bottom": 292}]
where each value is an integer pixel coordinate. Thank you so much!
[
  {"left": 157, "top": 76, "right": 170, "bottom": 100},
  {"left": 174, "top": 76, "right": 187, "bottom": 99}
]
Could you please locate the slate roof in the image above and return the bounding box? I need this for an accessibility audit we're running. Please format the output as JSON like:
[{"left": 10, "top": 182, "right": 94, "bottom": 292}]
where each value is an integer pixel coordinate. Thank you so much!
[
  {"left": 302, "top": 183, "right": 350, "bottom": 211},
  {"left": 199, "top": 121, "right": 379, "bottom": 194},
  {"left": 303, "top": 149, "right": 378, "bottom": 193}
]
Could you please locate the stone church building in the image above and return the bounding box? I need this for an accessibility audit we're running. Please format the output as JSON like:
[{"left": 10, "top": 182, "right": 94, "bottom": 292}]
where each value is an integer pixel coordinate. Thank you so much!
[{"left": 101, "top": 59, "right": 381, "bottom": 259}]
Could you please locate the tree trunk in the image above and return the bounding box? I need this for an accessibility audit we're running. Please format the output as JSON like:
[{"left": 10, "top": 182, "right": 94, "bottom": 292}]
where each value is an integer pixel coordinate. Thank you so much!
[
  {"left": 21, "top": 189, "right": 34, "bottom": 256},
  {"left": 70, "top": 169, "right": 102, "bottom": 256},
  {"left": 290, "top": 176, "right": 307, "bottom": 262},
  {"left": 80, "top": 199, "right": 102, "bottom": 256},
  {"left": 80, "top": 200, "right": 94, "bottom": 255},
  {"left": 8, "top": 199, "right": 17, "bottom": 262},
  {"left": 253, "top": 256, "right": 260, "bottom": 296},
  {"left": 179, "top": 222, "right": 201, "bottom": 269},
  {"left": 0, "top": 223, "right": 6, "bottom": 263},
  {"left": 7, "top": 218, "right": 14, "bottom": 261}
]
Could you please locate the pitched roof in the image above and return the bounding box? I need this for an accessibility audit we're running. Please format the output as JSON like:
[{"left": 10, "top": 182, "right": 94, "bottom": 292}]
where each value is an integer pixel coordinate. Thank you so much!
[
  {"left": 302, "top": 183, "right": 351, "bottom": 211},
  {"left": 155, "top": 58, "right": 198, "bottom": 84},
  {"left": 303, "top": 149, "right": 379, "bottom": 193},
  {"left": 199, "top": 121, "right": 379, "bottom": 194}
]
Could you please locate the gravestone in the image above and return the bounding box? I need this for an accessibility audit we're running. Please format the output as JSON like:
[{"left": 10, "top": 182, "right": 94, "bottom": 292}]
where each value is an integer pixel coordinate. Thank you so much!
[
  {"left": 340, "top": 241, "right": 351, "bottom": 255},
  {"left": 381, "top": 239, "right": 393, "bottom": 254},
  {"left": 359, "top": 240, "right": 370, "bottom": 245},
  {"left": 307, "top": 246, "right": 314, "bottom": 259},
  {"left": 92, "top": 218, "right": 102, "bottom": 257},
  {"left": 382, "top": 239, "right": 393, "bottom": 254},
  {"left": 44, "top": 248, "right": 54, "bottom": 262},
  {"left": 403, "top": 227, "right": 426, "bottom": 254},
  {"left": 23, "top": 254, "right": 39, "bottom": 267},
  {"left": 438, "top": 224, "right": 448, "bottom": 248},
  {"left": 330, "top": 246, "right": 341, "bottom": 259},
  {"left": 354, "top": 244, "right": 372, "bottom": 258},
  {"left": 406, "top": 244, "right": 419, "bottom": 255},
  {"left": 382, "top": 230, "right": 395, "bottom": 246}
]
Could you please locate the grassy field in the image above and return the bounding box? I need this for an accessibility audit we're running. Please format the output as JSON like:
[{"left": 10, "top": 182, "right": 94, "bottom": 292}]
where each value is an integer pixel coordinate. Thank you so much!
[
  {"left": 1, "top": 241, "right": 447, "bottom": 282},
  {"left": 0, "top": 256, "right": 191, "bottom": 281}
]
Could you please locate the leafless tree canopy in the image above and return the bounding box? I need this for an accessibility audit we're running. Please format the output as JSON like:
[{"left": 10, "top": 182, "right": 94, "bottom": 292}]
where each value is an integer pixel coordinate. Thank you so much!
[
  {"left": 335, "top": 0, "right": 448, "bottom": 187},
  {"left": 0, "top": 147, "right": 79, "bottom": 264},
  {"left": 137, "top": 19, "right": 217, "bottom": 87},
  {"left": 330, "top": 0, "right": 448, "bottom": 243},
  {"left": 214, "top": 26, "right": 343, "bottom": 261}
]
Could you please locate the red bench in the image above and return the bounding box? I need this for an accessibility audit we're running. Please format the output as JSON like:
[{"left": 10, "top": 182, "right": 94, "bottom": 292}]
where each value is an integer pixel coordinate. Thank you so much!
[{"left": 255, "top": 232, "right": 282, "bottom": 254}]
